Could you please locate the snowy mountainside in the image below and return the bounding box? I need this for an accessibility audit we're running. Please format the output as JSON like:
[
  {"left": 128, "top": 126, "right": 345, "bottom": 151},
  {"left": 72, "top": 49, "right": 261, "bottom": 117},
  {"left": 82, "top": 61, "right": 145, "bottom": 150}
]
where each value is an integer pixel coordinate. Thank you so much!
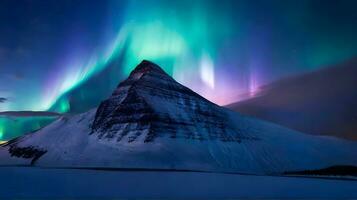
[{"left": 0, "top": 60, "right": 356, "bottom": 175}]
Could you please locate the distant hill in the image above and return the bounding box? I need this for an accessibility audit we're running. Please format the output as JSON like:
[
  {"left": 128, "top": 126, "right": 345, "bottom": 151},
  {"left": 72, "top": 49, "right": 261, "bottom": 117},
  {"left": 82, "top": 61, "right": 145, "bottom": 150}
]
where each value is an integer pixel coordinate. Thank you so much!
[{"left": 227, "top": 58, "right": 357, "bottom": 140}]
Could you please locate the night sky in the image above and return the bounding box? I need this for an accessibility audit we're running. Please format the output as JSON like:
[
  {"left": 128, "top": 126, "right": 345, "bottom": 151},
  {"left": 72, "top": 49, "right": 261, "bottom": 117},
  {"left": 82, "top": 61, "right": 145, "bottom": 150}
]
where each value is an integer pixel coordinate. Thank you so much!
[{"left": 1, "top": 0, "right": 357, "bottom": 140}]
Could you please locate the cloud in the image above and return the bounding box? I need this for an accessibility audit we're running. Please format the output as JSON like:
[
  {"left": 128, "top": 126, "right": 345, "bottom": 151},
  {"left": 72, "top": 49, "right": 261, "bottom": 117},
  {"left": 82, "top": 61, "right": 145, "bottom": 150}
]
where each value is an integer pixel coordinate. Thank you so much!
[
  {"left": 0, "top": 97, "right": 8, "bottom": 103},
  {"left": 0, "top": 111, "right": 61, "bottom": 117}
]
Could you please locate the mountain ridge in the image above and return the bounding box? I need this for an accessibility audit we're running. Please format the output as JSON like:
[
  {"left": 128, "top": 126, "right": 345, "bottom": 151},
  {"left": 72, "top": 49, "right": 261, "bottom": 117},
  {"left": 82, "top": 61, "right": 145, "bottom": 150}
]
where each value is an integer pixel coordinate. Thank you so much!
[{"left": 227, "top": 57, "right": 357, "bottom": 140}]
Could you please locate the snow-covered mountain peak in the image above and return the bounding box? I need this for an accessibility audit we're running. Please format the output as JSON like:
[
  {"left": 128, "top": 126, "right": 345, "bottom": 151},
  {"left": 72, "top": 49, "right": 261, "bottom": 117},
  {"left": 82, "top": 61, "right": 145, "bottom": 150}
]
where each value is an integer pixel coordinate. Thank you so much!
[
  {"left": 0, "top": 60, "right": 356, "bottom": 175},
  {"left": 91, "top": 60, "right": 244, "bottom": 143}
]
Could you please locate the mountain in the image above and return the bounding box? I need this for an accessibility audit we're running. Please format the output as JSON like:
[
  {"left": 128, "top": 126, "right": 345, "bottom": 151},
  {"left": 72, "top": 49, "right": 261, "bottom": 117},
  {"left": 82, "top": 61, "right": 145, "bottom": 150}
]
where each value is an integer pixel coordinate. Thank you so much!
[
  {"left": 0, "top": 60, "right": 356, "bottom": 175},
  {"left": 227, "top": 58, "right": 357, "bottom": 140}
]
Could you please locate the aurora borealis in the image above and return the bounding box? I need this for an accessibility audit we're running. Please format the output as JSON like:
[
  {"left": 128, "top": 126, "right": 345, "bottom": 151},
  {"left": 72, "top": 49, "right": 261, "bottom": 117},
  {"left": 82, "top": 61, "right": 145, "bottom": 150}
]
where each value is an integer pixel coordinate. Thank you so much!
[{"left": 1, "top": 0, "right": 357, "bottom": 140}]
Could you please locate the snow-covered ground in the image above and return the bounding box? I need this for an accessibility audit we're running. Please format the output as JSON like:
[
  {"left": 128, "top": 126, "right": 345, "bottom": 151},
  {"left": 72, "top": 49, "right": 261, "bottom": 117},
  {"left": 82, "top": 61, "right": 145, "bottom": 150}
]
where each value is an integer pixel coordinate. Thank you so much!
[{"left": 1, "top": 167, "right": 357, "bottom": 199}]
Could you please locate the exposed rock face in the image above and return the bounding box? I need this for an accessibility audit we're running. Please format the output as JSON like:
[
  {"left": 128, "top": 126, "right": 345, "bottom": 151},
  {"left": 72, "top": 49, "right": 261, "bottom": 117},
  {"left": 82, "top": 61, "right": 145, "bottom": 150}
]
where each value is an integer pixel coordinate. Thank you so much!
[
  {"left": 92, "top": 60, "right": 254, "bottom": 143},
  {"left": 8, "top": 145, "right": 46, "bottom": 165}
]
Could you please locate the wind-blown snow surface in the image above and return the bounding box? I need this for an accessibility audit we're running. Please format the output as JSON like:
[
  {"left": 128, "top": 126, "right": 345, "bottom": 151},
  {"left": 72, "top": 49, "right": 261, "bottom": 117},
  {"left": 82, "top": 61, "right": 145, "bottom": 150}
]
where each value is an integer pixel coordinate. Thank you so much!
[
  {"left": 0, "top": 60, "right": 356, "bottom": 175},
  {"left": 1, "top": 167, "right": 357, "bottom": 199}
]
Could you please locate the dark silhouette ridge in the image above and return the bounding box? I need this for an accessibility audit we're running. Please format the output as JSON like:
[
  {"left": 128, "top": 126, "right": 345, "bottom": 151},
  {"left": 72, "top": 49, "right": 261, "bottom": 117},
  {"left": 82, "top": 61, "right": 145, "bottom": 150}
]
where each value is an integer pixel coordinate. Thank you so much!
[{"left": 227, "top": 57, "right": 357, "bottom": 140}]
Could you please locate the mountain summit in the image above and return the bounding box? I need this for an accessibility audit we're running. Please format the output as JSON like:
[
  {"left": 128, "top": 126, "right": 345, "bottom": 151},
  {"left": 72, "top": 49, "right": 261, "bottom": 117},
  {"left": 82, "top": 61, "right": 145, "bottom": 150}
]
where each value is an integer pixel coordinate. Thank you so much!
[
  {"left": 129, "top": 60, "right": 168, "bottom": 76},
  {"left": 0, "top": 60, "right": 356, "bottom": 174},
  {"left": 92, "top": 60, "right": 248, "bottom": 144}
]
